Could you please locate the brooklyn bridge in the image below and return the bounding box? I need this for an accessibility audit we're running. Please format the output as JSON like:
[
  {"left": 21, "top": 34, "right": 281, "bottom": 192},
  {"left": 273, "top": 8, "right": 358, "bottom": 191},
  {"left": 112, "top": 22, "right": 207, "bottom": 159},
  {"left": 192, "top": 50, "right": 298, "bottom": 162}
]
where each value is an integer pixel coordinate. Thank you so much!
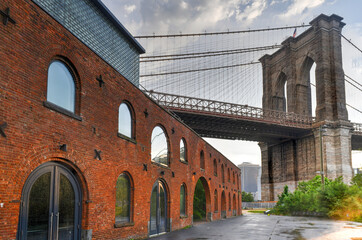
[{"left": 137, "top": 14, "right": 362, "bottom": 200}]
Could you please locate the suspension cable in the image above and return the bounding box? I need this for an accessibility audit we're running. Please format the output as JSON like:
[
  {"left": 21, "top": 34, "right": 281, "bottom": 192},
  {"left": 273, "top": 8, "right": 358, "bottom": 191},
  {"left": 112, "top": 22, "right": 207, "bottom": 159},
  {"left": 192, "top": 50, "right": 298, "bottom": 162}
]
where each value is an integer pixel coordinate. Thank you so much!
[
  {"left": 135, "top": 25, "right": 310, "bottom": 38},
  {"left": 140, "top": 45, "right": 281, "bottom": 62},
  {"left": 341, "top": 34, "right": 362, "bottom": 55},
  {"left": 140, "top": 62, "right": 260, "bottom": 77},
  {"left": 347, "top": 103, "right": 362, "bottom": 114},
  {"left": 345, "top": 74, "right": 362, "bottom": 89}
]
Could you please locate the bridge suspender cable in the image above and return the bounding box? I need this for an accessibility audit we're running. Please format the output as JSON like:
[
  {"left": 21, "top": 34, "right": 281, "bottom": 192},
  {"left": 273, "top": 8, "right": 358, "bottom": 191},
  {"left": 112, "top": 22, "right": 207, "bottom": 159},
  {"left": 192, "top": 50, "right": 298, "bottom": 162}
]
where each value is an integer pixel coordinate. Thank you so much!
[
  {"left": 347, "top": 103, "right": 362, "bottom": 114},
  {"left": 345, "top": 75, "right": 362, "bottom": 92},
  {"left": 139, "top": 62, "right": 260, "bottom": 77},
  {"left": 140, "top": 45, "right": 282, "bottom": 62},
  {"left": 135, "top": 24, "right": 310, "bottom": 38},
  {"left": 341, "top": 34, "right": 362, "bottom": 54}
]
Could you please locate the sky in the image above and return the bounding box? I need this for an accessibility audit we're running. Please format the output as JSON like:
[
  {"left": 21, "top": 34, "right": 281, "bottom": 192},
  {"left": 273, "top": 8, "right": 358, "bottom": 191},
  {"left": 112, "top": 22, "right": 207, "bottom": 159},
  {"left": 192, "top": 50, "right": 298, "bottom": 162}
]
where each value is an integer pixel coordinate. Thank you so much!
[{"left": 101, "top": 0, "right": 362, "bottom": 168}]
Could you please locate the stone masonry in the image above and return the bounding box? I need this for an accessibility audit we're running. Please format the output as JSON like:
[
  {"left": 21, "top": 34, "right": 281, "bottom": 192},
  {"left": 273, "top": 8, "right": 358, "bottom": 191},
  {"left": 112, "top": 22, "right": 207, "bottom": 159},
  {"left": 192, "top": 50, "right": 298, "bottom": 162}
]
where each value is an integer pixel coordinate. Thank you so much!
[{"left": 259, "top": 14, "right": 354, "bottom": 200}]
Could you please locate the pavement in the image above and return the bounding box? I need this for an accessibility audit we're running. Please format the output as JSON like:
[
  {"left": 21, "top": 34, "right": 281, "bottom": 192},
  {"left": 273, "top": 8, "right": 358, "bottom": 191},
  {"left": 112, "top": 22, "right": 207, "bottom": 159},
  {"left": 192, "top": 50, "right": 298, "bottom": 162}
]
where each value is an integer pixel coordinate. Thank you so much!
[{"left": 149, "top": 211, "right": 362, "bottom": 240}]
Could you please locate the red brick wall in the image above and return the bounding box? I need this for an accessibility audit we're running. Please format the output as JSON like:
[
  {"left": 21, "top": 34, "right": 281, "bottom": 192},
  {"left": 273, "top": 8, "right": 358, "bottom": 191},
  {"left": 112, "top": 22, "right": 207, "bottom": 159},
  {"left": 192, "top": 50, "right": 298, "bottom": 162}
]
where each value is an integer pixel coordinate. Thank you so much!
[{"left": 0, "top": 0, "right": 241, "bottom": 239}]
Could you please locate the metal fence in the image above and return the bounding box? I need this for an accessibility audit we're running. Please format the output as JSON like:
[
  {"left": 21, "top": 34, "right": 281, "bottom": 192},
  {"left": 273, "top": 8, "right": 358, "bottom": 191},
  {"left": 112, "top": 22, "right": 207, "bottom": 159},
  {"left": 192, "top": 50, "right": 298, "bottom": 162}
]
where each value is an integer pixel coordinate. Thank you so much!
[{"left": 242, "top": 201, "right": 277, "bottom": 209}]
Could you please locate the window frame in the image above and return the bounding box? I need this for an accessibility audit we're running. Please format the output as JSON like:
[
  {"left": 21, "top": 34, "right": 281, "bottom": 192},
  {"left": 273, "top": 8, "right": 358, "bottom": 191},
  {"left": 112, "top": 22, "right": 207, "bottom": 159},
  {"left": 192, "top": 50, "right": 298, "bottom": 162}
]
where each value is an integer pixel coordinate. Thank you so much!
[
  {"left": 150, "top": 125, "right": 169, "bottom": 167},
  {"left": 179, "top": 138, "right": 187, "bottom": 163},
  {"left": 44, "top": 58, "right": 81, "bottom": 120},
  {"left": 213, "top": 159, "right": 217, "bottom": 176},
  {"left": 200, "top": 150, "right": 205, "bottom": 170},
  {"left": 180, "top": 183, "right": 187, "bottom": 217},
  {"left": 117, "top": 101, "right": 136, "bottom": 143},
  {"left": 115, "top": 172, "right": 134, "bottom": 227},
  {"left": 214, "top": 189, "right": 218, "bottom": 213}
]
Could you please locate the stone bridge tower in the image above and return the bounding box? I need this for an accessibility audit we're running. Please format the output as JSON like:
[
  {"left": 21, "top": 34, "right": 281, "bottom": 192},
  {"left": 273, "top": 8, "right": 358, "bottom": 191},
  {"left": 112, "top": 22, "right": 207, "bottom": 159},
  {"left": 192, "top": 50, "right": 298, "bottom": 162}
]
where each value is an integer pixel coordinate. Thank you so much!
[{"left": 259, "top": 14, "right": 353, "bottom": 200}]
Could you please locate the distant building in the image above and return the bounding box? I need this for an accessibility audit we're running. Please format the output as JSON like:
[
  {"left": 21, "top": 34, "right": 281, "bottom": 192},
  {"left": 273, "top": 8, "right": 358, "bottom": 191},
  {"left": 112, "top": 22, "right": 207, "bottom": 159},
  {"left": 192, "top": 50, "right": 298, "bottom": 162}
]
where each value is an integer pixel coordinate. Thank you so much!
[
  {"left": 354, "top": 168, "right": 361, "bottom": 174},
  {"left": 238, "top": 162, "right": 261, "bottom": 201}
]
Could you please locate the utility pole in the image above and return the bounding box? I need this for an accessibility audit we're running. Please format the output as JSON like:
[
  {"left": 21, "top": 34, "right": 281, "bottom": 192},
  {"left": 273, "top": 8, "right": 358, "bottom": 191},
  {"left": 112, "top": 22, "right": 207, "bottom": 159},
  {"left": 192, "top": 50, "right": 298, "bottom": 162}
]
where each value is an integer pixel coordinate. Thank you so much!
[{"left": 319, "top": 125, "right": 325, "bottom": 189}]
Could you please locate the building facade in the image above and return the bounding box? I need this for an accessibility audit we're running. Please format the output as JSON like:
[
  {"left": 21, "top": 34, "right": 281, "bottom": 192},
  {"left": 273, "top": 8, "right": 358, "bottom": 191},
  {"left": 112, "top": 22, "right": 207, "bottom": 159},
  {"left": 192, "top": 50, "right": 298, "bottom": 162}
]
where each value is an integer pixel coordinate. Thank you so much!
[
  {"left": 0, "top": 0, "right": 241, "bottom": 239},
  {"left": 238, "top": 162, "right": 261, "bottom": 201}
]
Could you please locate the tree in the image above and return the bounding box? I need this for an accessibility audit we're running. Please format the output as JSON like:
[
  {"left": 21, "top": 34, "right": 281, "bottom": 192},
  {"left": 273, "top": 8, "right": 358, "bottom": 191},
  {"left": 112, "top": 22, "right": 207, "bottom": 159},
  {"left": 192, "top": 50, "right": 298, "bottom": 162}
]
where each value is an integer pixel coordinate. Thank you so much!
[{"left": 241, "top": 191, "right": 254, "bottom": 202}]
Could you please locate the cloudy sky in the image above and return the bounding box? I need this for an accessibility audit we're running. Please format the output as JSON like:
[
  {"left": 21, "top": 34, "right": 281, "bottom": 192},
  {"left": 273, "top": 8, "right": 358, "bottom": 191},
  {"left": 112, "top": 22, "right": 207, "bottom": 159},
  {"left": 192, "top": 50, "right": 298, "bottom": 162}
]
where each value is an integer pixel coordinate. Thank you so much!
[{"left": 101, "top": 0, "right": 362, "bottom": 168}]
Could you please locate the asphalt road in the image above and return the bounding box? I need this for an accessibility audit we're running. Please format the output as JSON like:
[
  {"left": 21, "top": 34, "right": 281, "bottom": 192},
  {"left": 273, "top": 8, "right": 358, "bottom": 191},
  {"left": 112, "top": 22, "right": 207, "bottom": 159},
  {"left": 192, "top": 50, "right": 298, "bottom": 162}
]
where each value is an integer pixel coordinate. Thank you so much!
[{"left": 149, "top": 212, "right": 362, "bottom": 240}]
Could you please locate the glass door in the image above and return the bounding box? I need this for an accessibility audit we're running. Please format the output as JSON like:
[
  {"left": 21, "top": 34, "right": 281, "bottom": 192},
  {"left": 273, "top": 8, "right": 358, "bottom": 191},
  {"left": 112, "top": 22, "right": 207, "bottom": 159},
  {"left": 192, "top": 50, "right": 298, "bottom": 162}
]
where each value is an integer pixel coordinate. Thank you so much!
[
  {"left": 149, "top": 180, "right": 167, "bottom": 236},
  {"left": 19, "top": 163, "right": 81, "bottom": 240}
]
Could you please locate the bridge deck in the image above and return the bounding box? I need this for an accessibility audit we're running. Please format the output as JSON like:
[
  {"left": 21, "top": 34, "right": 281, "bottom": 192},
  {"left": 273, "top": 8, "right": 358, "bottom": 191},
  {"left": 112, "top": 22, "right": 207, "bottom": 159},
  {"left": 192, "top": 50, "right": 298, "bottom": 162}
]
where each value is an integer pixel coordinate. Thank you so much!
[{"left": 145, "top": 91, "right": 362, "bottom": 149}]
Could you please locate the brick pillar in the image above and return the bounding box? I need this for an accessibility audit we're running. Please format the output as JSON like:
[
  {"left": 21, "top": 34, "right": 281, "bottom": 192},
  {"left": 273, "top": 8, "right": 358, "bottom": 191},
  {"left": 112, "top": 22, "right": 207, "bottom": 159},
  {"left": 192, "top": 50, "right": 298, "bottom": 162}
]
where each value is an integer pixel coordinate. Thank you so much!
[
  {"left": 259, "top": 143, "right": 273, "bottom": 201},
  {"left": 313, "top": 123, "right": 353, "bottom": 184}
]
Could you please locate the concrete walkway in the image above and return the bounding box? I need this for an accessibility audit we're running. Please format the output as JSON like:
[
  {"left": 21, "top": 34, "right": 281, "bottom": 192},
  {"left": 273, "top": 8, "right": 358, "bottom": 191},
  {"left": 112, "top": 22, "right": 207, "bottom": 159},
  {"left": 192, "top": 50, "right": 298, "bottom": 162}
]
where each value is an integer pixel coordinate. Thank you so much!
[{"left": 149, "top": 212, "right": 362, "bottom": 240}]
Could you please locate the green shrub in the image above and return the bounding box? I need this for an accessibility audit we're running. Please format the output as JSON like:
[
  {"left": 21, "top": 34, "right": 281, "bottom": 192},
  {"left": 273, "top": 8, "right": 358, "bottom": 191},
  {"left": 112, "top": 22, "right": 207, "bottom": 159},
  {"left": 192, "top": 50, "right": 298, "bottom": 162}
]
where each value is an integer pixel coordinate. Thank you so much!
[
  {"left": 241, "top": 191, "right": 254, "bottom": 202},
  {"left": 273, "top": 175, "right": 362, "bottom": 222}
]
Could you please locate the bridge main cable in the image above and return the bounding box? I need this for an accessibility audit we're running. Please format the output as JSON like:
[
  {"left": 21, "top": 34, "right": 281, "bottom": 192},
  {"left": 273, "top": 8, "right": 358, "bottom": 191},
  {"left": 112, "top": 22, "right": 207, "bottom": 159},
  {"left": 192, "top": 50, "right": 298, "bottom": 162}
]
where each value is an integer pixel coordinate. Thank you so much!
[{"left": 135, "top": 24, "right": 310, "bottom": 38}]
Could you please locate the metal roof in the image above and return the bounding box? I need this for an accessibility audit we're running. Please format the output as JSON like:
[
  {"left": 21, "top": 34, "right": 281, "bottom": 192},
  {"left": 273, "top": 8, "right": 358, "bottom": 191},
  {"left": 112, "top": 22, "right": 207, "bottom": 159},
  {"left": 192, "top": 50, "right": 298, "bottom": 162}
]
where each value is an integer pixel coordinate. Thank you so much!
[{"left": 90, "top": 0, "right": 145, "bottom": 54}]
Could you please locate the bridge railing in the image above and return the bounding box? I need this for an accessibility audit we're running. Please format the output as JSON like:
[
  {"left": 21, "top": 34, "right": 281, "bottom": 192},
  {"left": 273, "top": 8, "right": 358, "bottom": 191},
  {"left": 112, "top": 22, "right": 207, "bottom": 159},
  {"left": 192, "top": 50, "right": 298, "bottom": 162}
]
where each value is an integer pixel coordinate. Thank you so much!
[
  {"left": 353, "top": 123, "right": 362, "bottom": 135},
  {"left": 145, "top": 91, "right": 315, "bottom": 128}
]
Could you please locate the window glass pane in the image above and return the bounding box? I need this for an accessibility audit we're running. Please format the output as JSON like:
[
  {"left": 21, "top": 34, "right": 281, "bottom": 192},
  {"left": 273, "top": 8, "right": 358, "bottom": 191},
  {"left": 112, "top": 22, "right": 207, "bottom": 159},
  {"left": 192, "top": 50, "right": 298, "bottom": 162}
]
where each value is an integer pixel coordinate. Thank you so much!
[
  {"left": 150, "top": 186, "right": 157, "bottom": 234},
  {"left": 27, "top": 172, "right": 51, "bottom": 240},
  {"left": 180, "top": 139, "right": 186, "bottom": 162},
  {"left": 159, "top": 184, "right": 166, "bottom": 233},
  {"left": 118, "top": 103, "right": 132, "bottom": 138},
  {"left": 151, "top": 126, "right": 168, "bottom": 165},
  {"left": 115, "top": 174, "right": 130, "bottom": 223},
  {"left": 214, "top": 190, "right": 218, "bottom": 212},
  {"left": 200, "top": 151, "right": 204, "bottom": 169},
  {"left": 47, "top": 61, "right": 75, "bottom": 112},
  {"left": 180, "top": 185, "right": 185, "bottom": 215},
  {"left": 58, "top": 174, "right": 75, "bottom": 239}
]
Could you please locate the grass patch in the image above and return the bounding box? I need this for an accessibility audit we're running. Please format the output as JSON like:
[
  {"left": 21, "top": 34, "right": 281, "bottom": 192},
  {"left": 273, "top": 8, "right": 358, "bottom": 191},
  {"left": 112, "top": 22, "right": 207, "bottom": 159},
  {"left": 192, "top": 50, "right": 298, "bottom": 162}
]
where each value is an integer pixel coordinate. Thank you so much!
[
  {"left": 248, "top": 210, "right": 265, "bottom": 214},
  {"left": 183, "top": 225, "right": 192, "bottom": 230}
]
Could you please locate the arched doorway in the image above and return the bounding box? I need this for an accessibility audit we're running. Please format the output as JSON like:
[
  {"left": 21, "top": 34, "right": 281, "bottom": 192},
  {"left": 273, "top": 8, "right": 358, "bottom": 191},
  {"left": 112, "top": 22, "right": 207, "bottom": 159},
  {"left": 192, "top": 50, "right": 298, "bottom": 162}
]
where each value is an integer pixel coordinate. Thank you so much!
[
  {"left": 193, "top": 177, "right": 211, "bottom": 222},
  {"left": 221, "top": 191, "right": 226, "bottom": 218},
  {"left": 150, "top": 179, "right": 168, "bottom": 236},
  {"left": 18, "top": 162, "right": 82, "bottom": 240}
]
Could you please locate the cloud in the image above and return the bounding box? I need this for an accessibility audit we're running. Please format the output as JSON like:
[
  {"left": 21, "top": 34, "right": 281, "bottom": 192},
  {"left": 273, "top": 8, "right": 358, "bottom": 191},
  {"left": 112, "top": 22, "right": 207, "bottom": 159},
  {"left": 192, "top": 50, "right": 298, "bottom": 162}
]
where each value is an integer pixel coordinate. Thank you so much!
[
  {"left": 138, "top": 0, "right": 268, "bottom": 34},
  {"left": 235, "top": 0, "right": 267, "bottom": 24},
  {"left": 125, "top": 4, "right": 137, "bottom": 14},
  {"left": 279, "top": 0, "right": 325, "bottom": 19}
]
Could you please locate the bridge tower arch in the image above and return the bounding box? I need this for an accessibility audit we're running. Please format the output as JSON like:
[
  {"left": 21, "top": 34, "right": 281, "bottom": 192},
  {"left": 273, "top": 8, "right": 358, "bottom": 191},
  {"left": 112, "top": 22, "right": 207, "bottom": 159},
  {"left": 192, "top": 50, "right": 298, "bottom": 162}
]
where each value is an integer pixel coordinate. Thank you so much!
[{"left": 259, "top": 14, "right": 353, "bottom": 200}]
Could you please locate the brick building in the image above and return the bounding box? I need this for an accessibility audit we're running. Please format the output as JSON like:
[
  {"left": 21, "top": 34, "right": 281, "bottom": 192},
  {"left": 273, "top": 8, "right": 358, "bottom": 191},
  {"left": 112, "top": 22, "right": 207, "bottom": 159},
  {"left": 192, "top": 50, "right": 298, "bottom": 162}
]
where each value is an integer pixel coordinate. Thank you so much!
[{"left": 0, "top": 0, "right": 241, "bottom": 239}]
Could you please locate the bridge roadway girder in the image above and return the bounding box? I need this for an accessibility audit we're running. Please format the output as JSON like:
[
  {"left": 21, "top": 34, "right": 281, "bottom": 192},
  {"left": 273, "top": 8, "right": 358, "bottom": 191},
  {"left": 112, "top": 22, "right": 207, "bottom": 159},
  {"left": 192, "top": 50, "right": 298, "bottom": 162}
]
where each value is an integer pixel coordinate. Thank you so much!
[
  {"left": 352, "top": 134, "right": 362, "bottom": 150},
  {"left": 172, "top": 110, "right": 312, "bottom": 143}
]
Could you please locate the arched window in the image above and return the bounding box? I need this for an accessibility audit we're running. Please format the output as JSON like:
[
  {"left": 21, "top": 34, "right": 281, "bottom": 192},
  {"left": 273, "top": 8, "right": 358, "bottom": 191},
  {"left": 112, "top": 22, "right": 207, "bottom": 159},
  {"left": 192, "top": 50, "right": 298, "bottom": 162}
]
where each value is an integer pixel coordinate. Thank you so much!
[
  {"left": 310, "top": 62, "right": 317, "bottom": 117},
  {"left": 151, "top": 126, "right": 168, "bottom": 166},
  {"left": 221, "top": 164, "right": 225, "bottom": 184},
  {"left": 118, "top": 102, "right": 133, "bottom": 139},
  {"left": 300, "top": 56, "right": 317, "bottom": 117},
  {"left": 180, "top": 138, "right": 187, "bottom": 162},
  {"left": 47, "top": 60, "right": 76, "bottom": 112},
  {"left": 200, "top": 150, "right": 205, "bottom": 170},
  {"left": 227, "top": 168, "right": 230, "bottom": 182},
  {"left": 228, "top": 192, "right": 231, "bottom": 211},
  {"left": 180, "top": 184, "right": 186, "bottom": 216},
  {"left": 233, "top": 172, "right": 235, "bottom": 184},
  {"left": 214, "top": 190, "right": 218, "bottom": 212},
  {"left": 115, "top": 173, "right": 132, "bottom": 223},
  {"left": 236, "top": 175, "right": 239, "bottom": 189},
  {"left": 213, "top": 159, "right": 217, "bottom": 176}
]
